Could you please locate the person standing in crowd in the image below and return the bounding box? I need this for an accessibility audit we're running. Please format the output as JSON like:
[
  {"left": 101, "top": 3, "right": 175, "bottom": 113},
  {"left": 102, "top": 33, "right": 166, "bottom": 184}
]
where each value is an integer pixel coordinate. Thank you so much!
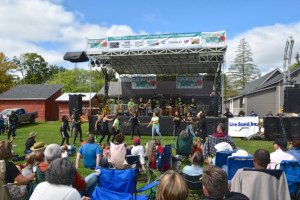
[
  {"left": 268, "top": 138, "right": 296, "bottom": 169},
  {"left": 111, "top": 114, "right": 120, "bottom": 142},
  {"left": 128, "top": 112, "right": 141, "bottom": 139},
  {"left": 147, "top": 112, "right": 162, "bottom": 139},
  {"left": 138, "top": 97, "right": 145, "bottom": 116},
  {"left": 209, "top": 90, "right": 219, "bottom": 117},
  {"left": 223, "top": 108, "right": 233, "bottom": 118},
  {"left": 24, "top": 132, "right": 37, "bottom": 154},
  {"left": 127, "top": 98, "right": 135, "bottom": 115},
  {"left": 196, "top": 112, "right": 207, "bottom": 142},
  {"left": 0, "top": 114, "right": 4, "bottom": 135},
  {"left": 173, "top": 111, "right": 181, "bottom": 140},
  {"left": 8, "top": 111, "right": 18, "bottom": 141},
  {"left": 202, "top": 165, "right": 249, "bottom": 200},
  {"left": 98, "top": 114, "right": 114, "bottom": 145},
  {"left": 94, "top": 115, "right": 103, "bottom": 141},
  {"left": 156, "top": 170, "right": 189, "bottom": 200},
  {"left": 72, "top": 110, "right": 82, "bottom": 144},
  {"left": 76, "top": 134, "right": 102, "bottom": 169},
  {"left": 250, "top": 111, "right": 257, "bottom": 116},
  {"left": 185, "top": 112, "right": 195, "bottom": 137},
  {"left": 60, "top": 115, "right": 70, "bottom": 146}
]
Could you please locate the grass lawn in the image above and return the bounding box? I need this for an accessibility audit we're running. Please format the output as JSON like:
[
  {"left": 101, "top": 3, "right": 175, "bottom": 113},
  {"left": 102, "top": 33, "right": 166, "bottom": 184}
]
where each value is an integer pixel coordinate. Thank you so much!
[{"left": 0, "top": 122, "right": 274, "bottom": 199}]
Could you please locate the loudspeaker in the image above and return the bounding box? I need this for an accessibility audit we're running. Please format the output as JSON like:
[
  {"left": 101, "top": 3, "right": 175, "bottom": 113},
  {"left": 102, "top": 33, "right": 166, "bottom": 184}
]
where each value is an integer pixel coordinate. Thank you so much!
[
  {"left": 284, "top": 87, "right": 300, "bottom": 113},
  {"left": 264, "top": 117, "right": 300, "bottom": 140},
  {"left": 69, "top": 95, "right": 83, "bottom": 116}
]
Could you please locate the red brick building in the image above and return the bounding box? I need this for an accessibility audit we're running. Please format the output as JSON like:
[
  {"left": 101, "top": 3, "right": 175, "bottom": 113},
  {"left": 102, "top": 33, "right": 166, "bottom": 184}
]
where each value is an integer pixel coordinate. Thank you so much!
[
  {"left": 0, "top": 84, "right": 63, "bottom": 121},
  {"left": 55, "top": 93, "right": 100, "bottom": 120}
]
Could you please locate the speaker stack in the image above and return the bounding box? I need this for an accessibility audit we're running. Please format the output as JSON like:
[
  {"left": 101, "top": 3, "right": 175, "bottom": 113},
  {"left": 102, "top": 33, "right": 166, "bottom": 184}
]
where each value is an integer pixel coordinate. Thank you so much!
[{"left": 69, "top": 95, "right": 83, "bottom": 116}]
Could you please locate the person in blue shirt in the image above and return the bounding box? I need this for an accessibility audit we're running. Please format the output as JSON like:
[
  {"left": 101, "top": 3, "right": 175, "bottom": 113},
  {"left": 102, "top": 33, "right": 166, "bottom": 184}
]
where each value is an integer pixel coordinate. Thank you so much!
[
  {"left": 288, "top": 139, "right": 300, "bottom": 161},
  {"left": 182, "top": 151, "right": 204, "bottom": 176},
  {"left": 75, "top": 134, "right": 102, "bottom": 169}
]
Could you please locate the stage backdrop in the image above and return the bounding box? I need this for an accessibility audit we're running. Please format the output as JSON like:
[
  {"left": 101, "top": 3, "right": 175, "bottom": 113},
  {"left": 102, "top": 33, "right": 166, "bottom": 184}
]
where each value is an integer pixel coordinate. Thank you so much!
[{"left": 228, "top": 117, "right": 259, "bottom": 138}]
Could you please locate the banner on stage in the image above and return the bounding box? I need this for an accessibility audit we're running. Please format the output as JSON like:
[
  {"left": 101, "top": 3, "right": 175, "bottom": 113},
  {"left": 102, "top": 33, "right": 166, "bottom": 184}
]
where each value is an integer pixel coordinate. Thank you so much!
[
  {"left": 132, "top": 77, "right": 157, "bottom": 89},
  {"left": 87, "top": 31, "right": 226, "bottom": 52},
  {"left": 228, "top": 117, "right": 259, "bottom": 138},
  {"left": 176, "top": 75, "right": 203, "bottom": 89}
]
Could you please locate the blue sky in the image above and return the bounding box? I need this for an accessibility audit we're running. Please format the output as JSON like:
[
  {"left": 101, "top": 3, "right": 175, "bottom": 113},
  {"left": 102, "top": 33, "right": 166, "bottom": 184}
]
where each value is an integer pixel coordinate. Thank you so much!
[{"left": 1, "top": 0, "right": 300, "bottom": 72}]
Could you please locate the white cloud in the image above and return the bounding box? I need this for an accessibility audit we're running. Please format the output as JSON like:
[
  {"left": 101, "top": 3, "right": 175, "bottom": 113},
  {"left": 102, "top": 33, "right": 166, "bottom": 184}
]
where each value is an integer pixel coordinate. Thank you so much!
[
  {"left": 227, "top": 22, "right": 300, "bottom": 74},
  {"left": 0, "top": 0, "right": 140, "bottom": 65}
]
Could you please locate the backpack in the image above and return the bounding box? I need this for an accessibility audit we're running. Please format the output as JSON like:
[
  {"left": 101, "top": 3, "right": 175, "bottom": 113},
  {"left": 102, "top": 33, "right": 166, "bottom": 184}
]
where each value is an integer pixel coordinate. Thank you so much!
[{"left": 0, "top": 160, "right": 12, "bottom": 200}]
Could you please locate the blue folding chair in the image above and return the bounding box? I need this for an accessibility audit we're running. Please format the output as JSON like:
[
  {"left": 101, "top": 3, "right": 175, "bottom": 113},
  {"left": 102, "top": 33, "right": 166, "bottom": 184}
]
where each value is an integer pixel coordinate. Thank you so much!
[
  {"left": 94, "top": 167, "right": 159, "bottom": 200},
  {"left": 227, "top": 156, "right": 254, "bottom": 180},
  {"left": 215, "top": 151, "right": 236, "bottom": 168},
  {"left": 280, "top": 160, "right": 300, "bottom": 199}
]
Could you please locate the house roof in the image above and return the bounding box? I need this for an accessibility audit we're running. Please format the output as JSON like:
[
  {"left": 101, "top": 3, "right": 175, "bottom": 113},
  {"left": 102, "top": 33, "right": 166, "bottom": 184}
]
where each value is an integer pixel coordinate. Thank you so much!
[
  {"left": 98, "top": 81, "right": 122, "bottom": 97},
  {"left": 56, "top": 93, "right": 97, "bottom": 102},
  {"left": 240, "top": 68, "right": 282, "bottom": 95},
  {"left": 0, "top": 84, "right": 63, "bottom": 100}
]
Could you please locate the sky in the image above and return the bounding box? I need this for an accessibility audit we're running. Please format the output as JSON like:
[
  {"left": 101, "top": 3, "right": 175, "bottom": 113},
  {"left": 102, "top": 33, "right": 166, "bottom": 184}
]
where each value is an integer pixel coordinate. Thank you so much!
[{"left": 1, "top": 0, "right": 300, "bottom": 73}]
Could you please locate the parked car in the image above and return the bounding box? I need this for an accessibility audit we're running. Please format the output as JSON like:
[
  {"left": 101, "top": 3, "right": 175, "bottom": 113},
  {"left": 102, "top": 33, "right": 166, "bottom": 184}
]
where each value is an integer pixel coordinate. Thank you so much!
[{"left": 0, "top": 108, "right": 38, "bottom": 124}]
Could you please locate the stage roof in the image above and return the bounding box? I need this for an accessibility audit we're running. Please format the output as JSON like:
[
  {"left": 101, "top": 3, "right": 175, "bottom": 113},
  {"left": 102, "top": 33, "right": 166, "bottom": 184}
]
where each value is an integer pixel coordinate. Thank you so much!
[{"left": 86, "top": 31, "right": 227, "bottom": 74}]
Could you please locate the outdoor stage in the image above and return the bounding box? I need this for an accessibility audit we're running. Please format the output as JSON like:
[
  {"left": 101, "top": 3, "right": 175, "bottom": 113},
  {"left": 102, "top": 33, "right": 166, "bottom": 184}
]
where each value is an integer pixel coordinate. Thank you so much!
[{"left": 89, "top": 115, "right": 227, "bottom": 136}]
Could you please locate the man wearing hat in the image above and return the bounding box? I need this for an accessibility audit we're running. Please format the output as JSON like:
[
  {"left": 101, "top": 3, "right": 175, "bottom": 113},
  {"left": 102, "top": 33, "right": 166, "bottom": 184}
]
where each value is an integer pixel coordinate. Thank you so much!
[
  {"left": 30, "top": 141, "right": 47, "bottom": 152},
  {"left": 130, "top": 137, "right": 146, "bottom": 172},
  {"left": 268, "top": 138, "right": 296, "bottom": 169},
  {"left": 24, "top": 132, "right": 37, "bottom": 154}
]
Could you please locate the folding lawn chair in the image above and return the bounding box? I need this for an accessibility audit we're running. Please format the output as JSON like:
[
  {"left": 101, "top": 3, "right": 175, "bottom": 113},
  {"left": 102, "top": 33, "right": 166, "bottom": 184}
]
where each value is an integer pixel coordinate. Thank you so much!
[
  {"left": 227, "top": 156, "right": 254, "bottom": 180},
  {"left": 94, "top": 167, "right": 159, "bottom": 200},
  {"left": 215, "top": 150, "right": 237, "bottom": 168},
  {"left": 280, "top": 160, "right": 300, "bottom": 199}
]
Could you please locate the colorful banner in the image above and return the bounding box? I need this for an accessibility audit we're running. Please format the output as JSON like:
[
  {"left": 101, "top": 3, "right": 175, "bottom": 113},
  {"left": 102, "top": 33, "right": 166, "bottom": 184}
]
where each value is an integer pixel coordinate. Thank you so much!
[
  {"left": 176, "top": 75, "right": 203, "bottom": 89},
  {"left": 132, "top": 77, "right": 157, "bottom": 89},
  {"left": 228, "top": 117, "right": 259, "bottom": 138},
  {"left": 87, "top": 31, "right": 226, "bottom": 52}
]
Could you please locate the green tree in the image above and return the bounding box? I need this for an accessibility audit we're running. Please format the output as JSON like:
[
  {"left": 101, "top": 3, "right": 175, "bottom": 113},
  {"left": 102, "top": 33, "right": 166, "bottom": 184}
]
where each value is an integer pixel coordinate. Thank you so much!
[
  {"left": 228, "top": 38, "right": 261, "bottom": 91},
  {"left": 48, "top": 69, "right": 105, "bottom": 92},
  {"left": 0, "top": 53, "right": 16, "bottom": 93},
  {"left": 290, "top": 52, "right": 300, "bottom": 71},
  {"left": 223, "top": 73, "right": 237, "bottom": 99}
]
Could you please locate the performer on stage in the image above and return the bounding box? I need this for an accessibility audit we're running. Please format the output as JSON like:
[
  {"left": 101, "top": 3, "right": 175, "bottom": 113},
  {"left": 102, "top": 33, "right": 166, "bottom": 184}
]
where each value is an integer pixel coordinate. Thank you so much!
[
  {"left": 138, "top": 97, "right": 146, "bottom": 116},
  {"left": 94, "top": 114, "right": 103, "bottom": 140},
  {"left": 111, "top": 114, "right": 120, "bottom": 142},
  {"left": 60, "top": 115, "right": 70, "bottom": 145},
  {"left": 209, "top": 90, "right": 219, "bottom": 116},
  {"left": 173, "top": 111, "right": 181, "bottom": 140},
  {"left": 147, "top": 112, "right": 162, "bottom": 139},
  {"left": 189, "top": 98, "right": 197, "bottom": 116},
  {"left": 128, "top": 112, "right": 141, "bottom": 139},
  {"left": 223, "top": 108, "right": 233, "bottom": 118},
  {"left": 72, "top": 110, "right": 83, "bottom": 144},
  {"left": 8, "top": 111, "right": 18, "bottom": 141},
  {"left": 99, "top": 114, "right": 114, "bottom": 144},
  {"left": 185, "top": 112, "right": 195, "bottom": 137},
  {"left": 176, "top": 97, "right": 184, "bottom": 116},
  {"left": 128, "top": 98, "right": 136, "bottom": 115}
]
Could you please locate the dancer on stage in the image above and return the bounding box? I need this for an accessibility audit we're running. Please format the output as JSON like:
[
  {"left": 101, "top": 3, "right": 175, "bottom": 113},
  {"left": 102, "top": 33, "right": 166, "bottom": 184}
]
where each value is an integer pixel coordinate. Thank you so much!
[
  {"left": 99, "top": 114, "right": 114, "bottom": 145},
  {"left": 147, "top": 112, "right": 162, "bottom": 139},
  {"left": 72, "top": 110, "right": 83, "bottom": 144},
  {"left": 94, "top": 114, "right": 103, "bottom": 141},
  {"left": 60, "top": 115, "right": 70, "bottom": 145},
  {"left": 128, "top": 112, "right": 141, "bottom": 139},
  {"left": 173, "top": 111, "right": 181, "bottom": 140},
  {"left": 209, "top": 90, "right": 219, "bottom": 116},
  {"left": 138, "top": 97, "right": 145, "bottom": 116}
]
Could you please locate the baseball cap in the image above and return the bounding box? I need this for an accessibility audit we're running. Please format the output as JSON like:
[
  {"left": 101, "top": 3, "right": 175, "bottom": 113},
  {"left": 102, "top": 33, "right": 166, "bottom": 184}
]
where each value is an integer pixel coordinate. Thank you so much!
[{"left": 133, "top": 137, "right": 140, "bottom": 144}]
